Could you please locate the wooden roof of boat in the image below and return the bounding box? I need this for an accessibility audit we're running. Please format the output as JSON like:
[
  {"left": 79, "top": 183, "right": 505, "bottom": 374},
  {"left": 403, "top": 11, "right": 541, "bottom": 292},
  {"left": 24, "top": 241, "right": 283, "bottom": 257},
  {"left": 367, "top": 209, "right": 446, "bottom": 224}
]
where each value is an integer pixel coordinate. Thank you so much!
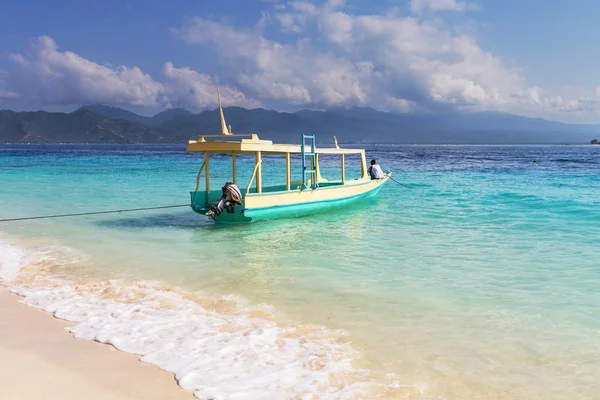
[{"left": 187, "top": 134, "right": 364, "bottom": 155}]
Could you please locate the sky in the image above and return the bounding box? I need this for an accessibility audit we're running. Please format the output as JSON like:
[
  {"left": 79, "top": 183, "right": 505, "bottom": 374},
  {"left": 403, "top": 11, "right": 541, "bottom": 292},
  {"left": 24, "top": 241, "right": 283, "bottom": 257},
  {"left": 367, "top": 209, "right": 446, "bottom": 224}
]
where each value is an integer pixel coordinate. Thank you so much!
[{"left": 1, "top": 0, "right": 599, "bottom": 123}]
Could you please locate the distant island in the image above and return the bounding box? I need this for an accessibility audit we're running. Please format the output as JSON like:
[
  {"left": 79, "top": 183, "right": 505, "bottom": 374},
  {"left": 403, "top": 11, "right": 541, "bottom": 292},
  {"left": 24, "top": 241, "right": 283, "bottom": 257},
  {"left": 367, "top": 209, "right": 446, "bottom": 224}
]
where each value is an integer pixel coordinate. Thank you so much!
[
  {"left": 591, "top": 139, "right": 599, "bottom": 144},
  {"left": 1, "top": 104, "right": 599, "bottom": 145}
]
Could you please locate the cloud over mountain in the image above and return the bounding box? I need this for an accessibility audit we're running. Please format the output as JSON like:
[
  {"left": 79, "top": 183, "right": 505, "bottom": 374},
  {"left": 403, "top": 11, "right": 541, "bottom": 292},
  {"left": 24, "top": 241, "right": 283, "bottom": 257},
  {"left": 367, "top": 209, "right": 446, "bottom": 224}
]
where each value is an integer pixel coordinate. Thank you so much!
[
  {"left": 6, "top": 36, "right": 259, "bottom": 110},
  {"left": 175, "top": 1, "right": 600, "bottom": 119},
  {"left": 2, "top": 1, "right": 600, "bottom": 122},
  {"left": 177, "top": 2, "right": 522, "bottom": 113},
  {"left": 10, "top": 36, "right": 166, "bottom": 107},
  {"left": 0, "top": 69, "right": 18, "bottom": 100},
  {"left": 163, "top": 62, "right": 261, "bottom": 109}
]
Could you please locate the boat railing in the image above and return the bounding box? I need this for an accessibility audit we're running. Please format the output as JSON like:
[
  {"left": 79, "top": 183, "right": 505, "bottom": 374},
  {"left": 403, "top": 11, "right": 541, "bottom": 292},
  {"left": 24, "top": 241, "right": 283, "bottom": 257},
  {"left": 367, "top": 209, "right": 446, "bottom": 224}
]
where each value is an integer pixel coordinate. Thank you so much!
[{"left": 246, "top": 160, "right": 262, "bottom": 195}]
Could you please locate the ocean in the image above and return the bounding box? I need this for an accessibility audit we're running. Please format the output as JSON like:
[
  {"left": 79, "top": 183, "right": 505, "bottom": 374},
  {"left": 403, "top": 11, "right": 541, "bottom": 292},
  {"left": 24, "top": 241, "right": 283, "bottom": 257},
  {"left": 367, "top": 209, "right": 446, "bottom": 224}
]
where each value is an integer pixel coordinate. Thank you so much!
[{"left": 1, "top": 143, "right": 599, "bottom": 399}]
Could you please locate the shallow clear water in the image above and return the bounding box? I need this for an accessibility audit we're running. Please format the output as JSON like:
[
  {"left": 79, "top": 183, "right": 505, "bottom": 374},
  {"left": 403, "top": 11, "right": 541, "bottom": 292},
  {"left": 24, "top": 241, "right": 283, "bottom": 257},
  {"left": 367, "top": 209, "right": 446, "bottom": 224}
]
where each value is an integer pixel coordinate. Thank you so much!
[{"left": 1, "top": 144, "right": 600, "bottom": 399}]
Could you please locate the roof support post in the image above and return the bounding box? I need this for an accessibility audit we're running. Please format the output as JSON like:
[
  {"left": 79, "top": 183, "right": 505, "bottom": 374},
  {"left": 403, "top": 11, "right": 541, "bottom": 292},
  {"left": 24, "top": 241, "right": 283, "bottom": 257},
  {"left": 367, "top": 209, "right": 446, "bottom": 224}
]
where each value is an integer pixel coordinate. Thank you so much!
[
  {"left": 255, "top": 151, "right": 262, "bottom": 193},
  {"left": 286, "top": 152, "right": 291, "bottom": 191},
  {"left": 204, "top": 152, "right": 210, "bottom": 194},
  {"left": 309, "top": 154, "right": 315, "bottom": 188},
  {"left": 360, "top": 151, "right": 367, "bottom": 179},
  {"left": 232, "top": 152, "right": 237, "bottom": 184},
  {"left": 341, "top": 154, "right": 345, "bottom": 184},
  {"left": 314, "top": 153, "right": 320, "bottom": 189}
]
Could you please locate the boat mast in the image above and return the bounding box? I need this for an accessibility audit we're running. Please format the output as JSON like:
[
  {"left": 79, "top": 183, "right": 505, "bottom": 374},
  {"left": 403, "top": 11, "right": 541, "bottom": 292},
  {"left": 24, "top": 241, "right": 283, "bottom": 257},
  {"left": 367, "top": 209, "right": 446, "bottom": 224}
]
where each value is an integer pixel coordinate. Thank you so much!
[{"left": 218, "top": 88, "right": 231, "bottom": 135}]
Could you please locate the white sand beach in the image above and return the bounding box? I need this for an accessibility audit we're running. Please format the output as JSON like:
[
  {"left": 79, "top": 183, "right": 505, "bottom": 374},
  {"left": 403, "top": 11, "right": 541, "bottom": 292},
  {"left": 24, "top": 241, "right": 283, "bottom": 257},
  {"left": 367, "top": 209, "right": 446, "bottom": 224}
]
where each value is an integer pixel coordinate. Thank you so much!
[{"left": 0, "top": 286, "right": 193, "bottom": 400}]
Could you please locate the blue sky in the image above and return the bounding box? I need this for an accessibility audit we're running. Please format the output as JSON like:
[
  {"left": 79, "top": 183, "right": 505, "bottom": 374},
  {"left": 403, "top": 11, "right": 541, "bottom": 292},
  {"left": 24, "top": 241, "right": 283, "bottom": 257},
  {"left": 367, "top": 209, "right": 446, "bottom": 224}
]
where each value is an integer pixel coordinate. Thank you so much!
[{"left": 0, "top": 0, "right": 599, "bottom": 123}]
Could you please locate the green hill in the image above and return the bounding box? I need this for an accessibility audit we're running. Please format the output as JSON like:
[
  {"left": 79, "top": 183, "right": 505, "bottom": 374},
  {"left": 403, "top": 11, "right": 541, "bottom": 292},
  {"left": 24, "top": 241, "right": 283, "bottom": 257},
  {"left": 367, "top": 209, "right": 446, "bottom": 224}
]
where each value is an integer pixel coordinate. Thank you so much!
[
  {"left": 0, "top": 109, "right": 185, "bottom": 144},
  {"left": 1, "top": 105, "right": 600, "bottom": 144},
  {"left": 75, "top": 104, "right": 151, "bottom": 125}
]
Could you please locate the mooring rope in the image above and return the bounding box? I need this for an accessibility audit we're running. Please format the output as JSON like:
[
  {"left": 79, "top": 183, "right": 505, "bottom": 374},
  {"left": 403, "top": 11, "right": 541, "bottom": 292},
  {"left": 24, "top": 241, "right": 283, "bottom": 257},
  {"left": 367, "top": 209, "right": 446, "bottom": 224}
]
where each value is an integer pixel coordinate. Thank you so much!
[
  {"left": 388, "top": 176, "right": 413, "bottom": 189},
  {"left": 1, "top": 175, "right": 412, "bottom": 223},
  {"left": 0, "top": 204, "right": 190, "bottom": 222}
]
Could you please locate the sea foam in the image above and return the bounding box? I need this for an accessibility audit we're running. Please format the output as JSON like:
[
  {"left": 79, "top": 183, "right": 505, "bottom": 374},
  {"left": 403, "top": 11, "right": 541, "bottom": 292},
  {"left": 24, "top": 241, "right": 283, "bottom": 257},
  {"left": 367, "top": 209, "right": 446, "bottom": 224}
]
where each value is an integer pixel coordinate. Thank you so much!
[
  {"left": 0, "top": 235, "right": 30, "bottom": 282},
  {"left": 1, "top": 237, "right": 390, "bottom": 399}
]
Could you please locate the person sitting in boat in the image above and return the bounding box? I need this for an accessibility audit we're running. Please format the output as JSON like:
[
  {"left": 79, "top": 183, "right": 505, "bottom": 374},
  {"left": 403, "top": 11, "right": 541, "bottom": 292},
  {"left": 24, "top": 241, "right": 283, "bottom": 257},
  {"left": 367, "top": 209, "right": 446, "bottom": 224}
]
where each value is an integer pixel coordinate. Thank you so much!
[
  {"left": 367, "top": 159, "right": 384, "bottom": 180},
  {"left": 206, "top": 182, "right": 243, "bottom": 220}
]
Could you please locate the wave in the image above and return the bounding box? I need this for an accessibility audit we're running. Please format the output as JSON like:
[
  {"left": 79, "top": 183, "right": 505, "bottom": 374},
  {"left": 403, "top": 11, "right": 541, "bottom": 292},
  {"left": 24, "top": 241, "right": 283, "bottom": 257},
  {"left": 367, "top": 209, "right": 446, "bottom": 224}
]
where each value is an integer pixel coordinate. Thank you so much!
[
  {"left": 0, "top": 235, "right": 400, "bottom": 399},
  {"left": 0, "top": 239, "right": 29, "bottom": 281}
]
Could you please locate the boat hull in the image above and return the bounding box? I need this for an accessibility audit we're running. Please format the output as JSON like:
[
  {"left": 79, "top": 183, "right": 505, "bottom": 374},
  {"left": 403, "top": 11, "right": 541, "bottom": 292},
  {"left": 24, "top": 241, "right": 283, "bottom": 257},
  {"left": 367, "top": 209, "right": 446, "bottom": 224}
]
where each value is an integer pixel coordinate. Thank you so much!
[{"left": 190, "top": 176, "right": 389, "bottom": 224}]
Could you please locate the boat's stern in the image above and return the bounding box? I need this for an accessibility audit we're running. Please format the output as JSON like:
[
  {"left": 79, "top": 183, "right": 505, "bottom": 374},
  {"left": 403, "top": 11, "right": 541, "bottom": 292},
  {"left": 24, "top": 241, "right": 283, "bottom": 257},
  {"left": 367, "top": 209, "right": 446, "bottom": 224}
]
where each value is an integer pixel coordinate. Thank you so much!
[
  {"left": 190, "top": 190, "right": 252, "bottom": 223},
  {"left": 190, "top": 190, "right": 210, "bottom": 214}
]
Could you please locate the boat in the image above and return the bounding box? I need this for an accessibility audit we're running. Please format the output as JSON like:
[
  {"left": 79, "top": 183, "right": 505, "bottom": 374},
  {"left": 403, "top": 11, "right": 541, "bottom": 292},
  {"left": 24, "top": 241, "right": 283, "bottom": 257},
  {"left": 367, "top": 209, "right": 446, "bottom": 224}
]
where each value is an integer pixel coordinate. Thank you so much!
[{"left": 186, "top": 91, "right": 391, "bottom": 223}]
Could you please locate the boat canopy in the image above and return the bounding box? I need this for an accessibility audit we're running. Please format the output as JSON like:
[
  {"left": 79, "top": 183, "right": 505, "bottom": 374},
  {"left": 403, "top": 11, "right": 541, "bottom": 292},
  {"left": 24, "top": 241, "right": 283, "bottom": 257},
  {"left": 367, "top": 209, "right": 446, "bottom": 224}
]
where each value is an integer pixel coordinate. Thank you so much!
[
  {"left": 187, "top": 133, "right": 364, "bottom": 155},
  {"left": 187, "top": 89, "right": 368, "bottom": 196},
  {"left": 187, "top": 133, "right": 367, "bottom": 195}
]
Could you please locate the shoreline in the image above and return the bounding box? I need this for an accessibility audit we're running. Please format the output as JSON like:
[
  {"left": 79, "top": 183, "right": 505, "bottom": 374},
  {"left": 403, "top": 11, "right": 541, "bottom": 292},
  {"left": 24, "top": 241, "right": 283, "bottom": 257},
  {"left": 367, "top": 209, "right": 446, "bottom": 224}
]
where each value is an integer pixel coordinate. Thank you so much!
[
  {"left": 0, "top": 232, "right": 386, "bottom": 399},
  {"left": 0, "top": 285, "right": 193, "bottom": 400}
]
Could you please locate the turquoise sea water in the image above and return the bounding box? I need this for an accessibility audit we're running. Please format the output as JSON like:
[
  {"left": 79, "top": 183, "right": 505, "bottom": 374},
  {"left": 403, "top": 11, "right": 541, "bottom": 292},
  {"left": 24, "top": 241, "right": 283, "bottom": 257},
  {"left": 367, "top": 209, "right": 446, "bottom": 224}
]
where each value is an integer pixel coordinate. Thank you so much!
[{"left": 1, "top": 144, "right": 600, "bottom": 399}]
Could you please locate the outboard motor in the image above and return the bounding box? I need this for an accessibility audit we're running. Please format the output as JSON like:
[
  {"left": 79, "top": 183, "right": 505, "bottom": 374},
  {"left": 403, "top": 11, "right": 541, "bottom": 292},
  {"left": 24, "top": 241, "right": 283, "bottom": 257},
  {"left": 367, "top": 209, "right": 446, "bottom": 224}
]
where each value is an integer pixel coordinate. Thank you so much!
[{"left": 207, "top": 182, "right": 242, "bottom": 220}]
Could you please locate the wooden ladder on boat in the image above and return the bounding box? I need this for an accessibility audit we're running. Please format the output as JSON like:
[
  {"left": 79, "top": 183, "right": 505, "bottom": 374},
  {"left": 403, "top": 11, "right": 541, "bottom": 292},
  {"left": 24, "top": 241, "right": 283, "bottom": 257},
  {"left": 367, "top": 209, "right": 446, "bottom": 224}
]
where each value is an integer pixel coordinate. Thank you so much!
[{"left": 301, "top": 134, "right": 318, "bottom": 190}]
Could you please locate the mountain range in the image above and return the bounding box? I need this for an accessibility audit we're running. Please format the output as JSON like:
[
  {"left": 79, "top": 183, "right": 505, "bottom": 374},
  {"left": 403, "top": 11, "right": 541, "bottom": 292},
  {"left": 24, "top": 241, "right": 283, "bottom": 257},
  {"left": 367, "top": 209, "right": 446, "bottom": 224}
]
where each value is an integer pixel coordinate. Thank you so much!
[{"left": 1, "top": 104, "right": 599, "bottom": 144}]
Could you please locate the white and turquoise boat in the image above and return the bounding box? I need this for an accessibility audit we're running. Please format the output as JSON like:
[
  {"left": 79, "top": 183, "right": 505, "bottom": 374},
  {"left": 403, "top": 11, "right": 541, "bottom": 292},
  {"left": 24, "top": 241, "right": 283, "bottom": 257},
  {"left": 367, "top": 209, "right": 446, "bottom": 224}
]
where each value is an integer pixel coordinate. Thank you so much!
[{"left": 187, "top": 92, "right": 391, "bottom": 223}]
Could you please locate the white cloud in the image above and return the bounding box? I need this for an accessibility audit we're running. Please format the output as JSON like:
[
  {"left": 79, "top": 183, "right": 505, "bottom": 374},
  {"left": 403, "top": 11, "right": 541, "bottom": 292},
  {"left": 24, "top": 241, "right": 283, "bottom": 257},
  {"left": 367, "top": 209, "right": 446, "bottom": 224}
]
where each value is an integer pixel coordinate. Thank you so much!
[
  {"left": 177, "top": 17, "right": 373, "bottom": 107},
  {"left": 10, "top": 35, "right": 166, "bottom": 107},
  {"left": 325, "top": 0, "right": 346, "bottom": 9},
  {"left": 386, "top": 96, "right": 412, "bottom": 113},
  {"left": 529, "top": 87, "right": 542, "bottom": 105},
  {"left": 289, "top": 1, "right": 318, "bottom": 14},
  {"left": 290, "top": 4, "right": 523, "bottom": 111},
  {"left": 275, "top": 1, "right": 317, "bottom": 32},
  {"left": 163, "top": 62, "right": 261, "bottom": 109},
  {"left": 276, "top": 13, "right": 304, "bottom": 32},
  {"left": 175, "top": 3, "right": 600, "bottom": 120},
  {"left": 318, "top": 11, "right": 353, "bottom": 46},
  {"left": 0, "top": 69, "right": 19, "bottom": 100},
  {"left": 3, "top": 5, "right": 600, "bottom": 122},
  {"left": 522, "top": 86, "right": 600, "bottom": 116},
  {"left": 410, "top": 0, "right": 478, "bottom": 13},
  {"left": 176, "top": 12, "right": 520, "bottom": 112},
  {"left": 9, "top": 54, "right": 29, "bottom": 66},
  {"left": 255, "top": 12, "right": 273, "bottom": 30},
  {"left": 4, "top": 35, "right": 260, "bottom": 110}
]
